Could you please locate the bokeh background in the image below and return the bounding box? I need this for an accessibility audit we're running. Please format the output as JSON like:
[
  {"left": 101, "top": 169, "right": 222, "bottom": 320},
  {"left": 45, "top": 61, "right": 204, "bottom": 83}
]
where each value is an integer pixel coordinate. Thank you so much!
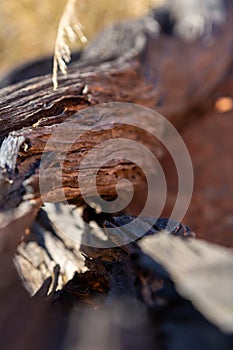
[{"left": 0, "top": 0, "right": 163, "bottom": 75}]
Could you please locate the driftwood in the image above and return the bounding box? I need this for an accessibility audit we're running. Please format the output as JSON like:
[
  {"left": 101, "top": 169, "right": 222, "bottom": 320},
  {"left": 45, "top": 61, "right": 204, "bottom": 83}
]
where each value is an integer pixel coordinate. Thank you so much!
[{"left": 0, "top": 1, "right": 233, "bottom": 349}]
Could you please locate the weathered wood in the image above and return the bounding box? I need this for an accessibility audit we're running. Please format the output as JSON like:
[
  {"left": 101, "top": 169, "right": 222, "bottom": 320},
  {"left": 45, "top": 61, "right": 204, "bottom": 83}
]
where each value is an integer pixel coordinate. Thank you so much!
[
  {"left": 139, "top": 233, "right": 233, "bottom": 333},
  {"left": 0, "top": 1, "right": 232, "bottom": 212},
  {"left": 12, "top": 212, "right": 233, "bottom": 349},
  {"left": 0, "top": 3, "right": 233, "bottom": 349},
  {"left": 0, "top": 1, "right": 232, "bottom": 133},
  {"left": 0, "top": 177, "right": 41, "bottom": 252},
  {"left": 0, "top": 104, "right": 164, "bottom": 210}
]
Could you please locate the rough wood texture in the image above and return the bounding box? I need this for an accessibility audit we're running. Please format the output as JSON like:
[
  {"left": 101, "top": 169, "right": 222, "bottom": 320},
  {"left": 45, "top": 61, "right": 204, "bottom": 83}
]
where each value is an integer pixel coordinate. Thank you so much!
[
  {"left": 0, "top": 0, "right": 232, "bottom": 212},
  {"left": 0, "top": 7, "right": 233, "bottom": 138},
  {"left": 0, "top": 2, "right": 233, "bottom": 350},
  {"left": 0, "top": 1, "right": 232, "bottom": 133},
  {"left": 0, "top": 104, "right": 163, "bottom": 209}
]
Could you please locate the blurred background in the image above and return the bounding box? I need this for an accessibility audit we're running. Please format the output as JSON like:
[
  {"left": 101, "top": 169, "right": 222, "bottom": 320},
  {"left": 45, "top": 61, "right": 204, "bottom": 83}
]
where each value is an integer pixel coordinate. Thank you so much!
[{"left": 0, "top": 0, "right": 163, "bottom": 75}]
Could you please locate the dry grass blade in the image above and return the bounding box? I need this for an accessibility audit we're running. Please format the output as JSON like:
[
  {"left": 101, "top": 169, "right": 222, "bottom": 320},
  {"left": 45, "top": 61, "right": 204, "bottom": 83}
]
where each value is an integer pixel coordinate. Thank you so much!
[{"left": 52, "top": 0, "right": 87, "bottom": 90}]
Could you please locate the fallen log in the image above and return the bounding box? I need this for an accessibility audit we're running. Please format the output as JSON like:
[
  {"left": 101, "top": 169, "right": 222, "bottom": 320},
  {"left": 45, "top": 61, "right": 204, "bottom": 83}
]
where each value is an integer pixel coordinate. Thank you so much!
[
  {"left": 0, "top": 1, "right": 233, "bottom": 213},
  {"left": 0, "top": 2, "right": 233, "bottom": 349}
]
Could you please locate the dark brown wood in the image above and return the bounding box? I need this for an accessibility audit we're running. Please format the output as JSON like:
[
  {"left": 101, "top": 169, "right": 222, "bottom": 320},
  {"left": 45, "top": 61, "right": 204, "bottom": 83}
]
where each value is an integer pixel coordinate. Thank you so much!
[
  {"left": 0, "top": 1, "right": 232, "bottom": 210},
  {"left": 1, "top": 105, "right": 163, "bottom": 209},
  {"left": 0, "top": 3, "right": 233, "bottom": 349}
]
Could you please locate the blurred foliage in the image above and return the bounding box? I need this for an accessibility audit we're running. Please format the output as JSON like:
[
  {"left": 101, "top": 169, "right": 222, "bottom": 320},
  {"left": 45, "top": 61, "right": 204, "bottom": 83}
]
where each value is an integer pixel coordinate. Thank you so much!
[{"left": 0, "top": 0, "right": 163, "bottom": 74}]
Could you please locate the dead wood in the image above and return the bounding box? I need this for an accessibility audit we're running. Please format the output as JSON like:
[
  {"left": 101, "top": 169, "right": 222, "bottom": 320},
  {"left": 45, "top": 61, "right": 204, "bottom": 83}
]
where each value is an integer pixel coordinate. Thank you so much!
[
  {"left": 0, "top": 3, "right": 233, "bottom": 349},
  {"left": 0, "top": 1, "right": 232, "bottom": 215}
]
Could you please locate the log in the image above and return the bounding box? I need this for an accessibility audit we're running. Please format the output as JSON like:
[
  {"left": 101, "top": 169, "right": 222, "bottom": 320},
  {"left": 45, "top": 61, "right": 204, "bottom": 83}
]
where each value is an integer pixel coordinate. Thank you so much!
[
  {"left": 0, "top": 2, "right": 233, "bottom": 349},
  {"left": 0, "top": 0, "right": 232, "bottom": 214},
  {"left": 0, "top": 103, "right": 163, "bottom": 210},
  {"left": 0, "top": 4, "right": 233, "bottom": 138},
  {"left": 11, "top": 213, "right": 233, "bottom": 350}
]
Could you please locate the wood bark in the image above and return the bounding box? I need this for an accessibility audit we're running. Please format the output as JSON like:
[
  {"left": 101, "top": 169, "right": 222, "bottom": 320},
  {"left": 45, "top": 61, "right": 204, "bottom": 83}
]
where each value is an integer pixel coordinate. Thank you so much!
[
  {"left": 0, "top": 2, "right": 233, "bottom": 349},
  {"left": 0, "top": 0, "right": 232, "bottom": 214}
]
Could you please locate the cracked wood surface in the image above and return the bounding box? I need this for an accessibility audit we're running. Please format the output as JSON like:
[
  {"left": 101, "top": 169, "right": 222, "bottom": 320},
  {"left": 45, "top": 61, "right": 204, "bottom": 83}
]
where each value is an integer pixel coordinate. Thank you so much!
[
  {"left": 0, "top": 1, "right": 232, "bottom": 205},
  {"left": 0, "top": 3, "right": 233, "bottom": 350},
  {"left": 0, "top": 2, "right": 232, "bottom": 251}
]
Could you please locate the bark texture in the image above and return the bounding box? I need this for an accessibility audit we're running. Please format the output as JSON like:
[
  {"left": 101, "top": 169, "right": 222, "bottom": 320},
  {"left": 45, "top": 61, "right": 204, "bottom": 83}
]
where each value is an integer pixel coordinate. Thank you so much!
[{"left": 0, "top": 1, "right": 233, "bottom": 349}]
